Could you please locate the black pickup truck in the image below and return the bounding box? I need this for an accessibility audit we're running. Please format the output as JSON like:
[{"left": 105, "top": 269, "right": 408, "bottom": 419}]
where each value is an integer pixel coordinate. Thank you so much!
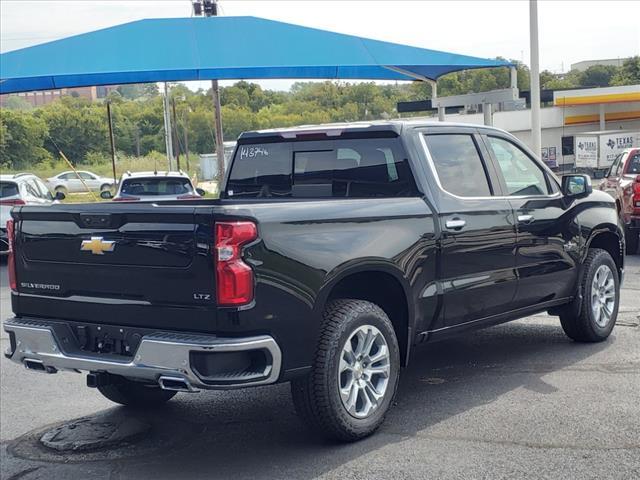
[{"left": 4, "top": 121, "right": 625, "bottom": 441}]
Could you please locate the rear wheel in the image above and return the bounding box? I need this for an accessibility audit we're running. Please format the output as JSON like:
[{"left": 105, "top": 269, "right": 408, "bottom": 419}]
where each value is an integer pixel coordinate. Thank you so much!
[
  {"left": 97, "top": 376, "right": 176, "bottom": 407},
  {"left": 559, "top": 248, "right": 619, "bottom": 342},
  {"left": 291, "top": 299, "right": 400, "bottom": 442},
  {"left": 100, "top": 183, "right": 112, "bottom": 193},
  {"left": 54, "top": 186, "right": 68, "bottom": 196}
]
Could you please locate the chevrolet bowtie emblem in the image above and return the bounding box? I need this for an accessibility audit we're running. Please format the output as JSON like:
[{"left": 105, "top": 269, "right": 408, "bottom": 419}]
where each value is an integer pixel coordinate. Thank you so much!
[{"left": 81, "top": 237, "right": 115, "bottom": 255}]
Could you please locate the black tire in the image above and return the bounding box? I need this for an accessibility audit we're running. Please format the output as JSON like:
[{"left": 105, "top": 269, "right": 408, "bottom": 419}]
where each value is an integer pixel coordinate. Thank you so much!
[
  {"left": 97, "top": 376, "right": 177, "bottom": 407},
  {"left": 54, "top": 186, "right": 68, "bottom": 196},
  {"left": 291, "top": 299, "right": 401, "bottom": 442},
  {"left": 624, "top": 224, "right": 639, "bottom": 255},
  {"left": 559, "top": 248, "right": 619, "bottom": 342}
]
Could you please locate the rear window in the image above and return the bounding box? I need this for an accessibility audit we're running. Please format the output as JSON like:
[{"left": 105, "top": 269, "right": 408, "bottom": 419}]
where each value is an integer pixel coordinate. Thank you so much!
[
  {"left": 120, "top": 177, "right": 193, "bottom": 196},
  {"left": 226, "top": 137, "right": 417, "bottom": 198},
  {"left": 0, "top": 182, "right": 19, "bottom": 198},
  {"left": 627, "top": 152, "right": 640, "bottom": 174}
]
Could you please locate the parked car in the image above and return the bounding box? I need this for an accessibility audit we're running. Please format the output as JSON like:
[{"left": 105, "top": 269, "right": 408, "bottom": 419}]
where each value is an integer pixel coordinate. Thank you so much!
[
  {"left": 1, "top": 173, "right": 62, "bottom": 255},
  {"left": 47, "top": 170, "right": 114, "bottom": 194},
  {"left": 4, "top": 121, "right": 624, "bottom": 442},
  {"left": 101, "top": 171, "right": 205, "bottom": 201},
  {"left": 598, "top": 148, "right": 640, "bottom": 254}
]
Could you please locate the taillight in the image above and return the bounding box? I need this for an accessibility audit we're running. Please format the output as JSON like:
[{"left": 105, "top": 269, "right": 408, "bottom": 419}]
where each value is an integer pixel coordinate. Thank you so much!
[
  {"left": 633, "top": 175, "right": 640, "bottom": 209},
  {"left": 0, "top": 199, "right": 26, "bottom": 206},
  {"left": 215, "top": 221, "right": 257, "bottom": 306},
  {"left": 6, "top": 219, "right": 17, "bottom": 291},
  {"left": 113, "top": 196, "right": 140, "bottom": 202}
]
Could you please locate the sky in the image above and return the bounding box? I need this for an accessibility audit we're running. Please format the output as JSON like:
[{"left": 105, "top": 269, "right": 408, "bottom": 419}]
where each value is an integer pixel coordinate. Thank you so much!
[{"left": 1, "top": 0, "right": 639, "bottom": 91}]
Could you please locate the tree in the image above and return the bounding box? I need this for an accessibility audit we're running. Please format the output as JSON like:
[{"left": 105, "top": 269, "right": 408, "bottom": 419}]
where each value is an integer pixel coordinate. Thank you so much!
[
  {"left": 611, "top": 56, "right": 640, "bottom": 86},
  {"left": 581, "top": 65, "right": 618, "bottom": 87},
  {"left": 38, "top": 97, "right": 109, "bottom": 163},
  {"left": 0, "top": 110, "right": 51, "bottom": 169}
]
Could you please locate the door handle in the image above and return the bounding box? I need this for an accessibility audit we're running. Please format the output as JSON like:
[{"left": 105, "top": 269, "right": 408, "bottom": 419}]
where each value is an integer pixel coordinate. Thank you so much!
[
  {"left": 445, "top": 218, "right": 466, "bottom": 230},
  {"left": 517, "top": 214, "right": 534, "bottom": 224}
]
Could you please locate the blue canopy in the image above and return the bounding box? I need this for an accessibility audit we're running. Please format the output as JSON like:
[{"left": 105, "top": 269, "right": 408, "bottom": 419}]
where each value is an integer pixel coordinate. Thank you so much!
[{"left": 0, "top": 16, "right": 511, "bottom": 94}]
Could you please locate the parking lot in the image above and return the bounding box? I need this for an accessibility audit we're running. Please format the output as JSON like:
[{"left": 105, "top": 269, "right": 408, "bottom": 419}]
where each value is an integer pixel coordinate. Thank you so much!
[{"left": 1, "top": 258, "right": 638, "bottom": 480}]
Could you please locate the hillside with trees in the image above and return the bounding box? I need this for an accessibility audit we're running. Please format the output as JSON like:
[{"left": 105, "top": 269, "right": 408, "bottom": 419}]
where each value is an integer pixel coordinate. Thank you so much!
[{"left": 1, "top": 57, "right": 638, "bottom": 172}]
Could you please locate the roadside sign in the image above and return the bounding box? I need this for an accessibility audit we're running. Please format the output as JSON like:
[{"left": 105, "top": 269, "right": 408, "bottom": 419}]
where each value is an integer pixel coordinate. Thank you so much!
[
  {"left": 599, "top": 132, "right": 638, "bottom": 166},
  {"left": 575, "top": 136, "right": 598, "bottom": 168}
]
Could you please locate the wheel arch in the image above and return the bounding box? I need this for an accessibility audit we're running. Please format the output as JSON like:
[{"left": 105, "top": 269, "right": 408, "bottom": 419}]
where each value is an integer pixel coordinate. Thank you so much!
[
  {"left": 585, "top": 227, "right": 624, "bottom": 279},
  {"left": 317, "top": 260, "right": 415, "bottom": 367}
]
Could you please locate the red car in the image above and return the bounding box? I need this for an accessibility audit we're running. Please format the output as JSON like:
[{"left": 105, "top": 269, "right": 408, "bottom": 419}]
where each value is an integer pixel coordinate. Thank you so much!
[{"left": 599, "top": 148, "right": 640, "bottom": 254}]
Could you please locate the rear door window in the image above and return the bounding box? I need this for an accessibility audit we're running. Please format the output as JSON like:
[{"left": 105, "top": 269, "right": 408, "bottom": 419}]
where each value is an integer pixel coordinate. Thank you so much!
[
  {"left": 424, "top": 134, "right": 493, "bottom": 197},
  {"left": 226, "top": 137, "right": 417, "bottom": 198}
]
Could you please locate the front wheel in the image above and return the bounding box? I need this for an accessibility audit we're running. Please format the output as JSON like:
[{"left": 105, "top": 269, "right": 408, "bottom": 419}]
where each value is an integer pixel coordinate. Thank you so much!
[
  {"left": 97, "top": 376, "right": 177, "bottom": 407},
  {"left": 559, "top": 248, "right": 619, "bottom": 342},
  {"left": 291, "top": 299, "right": 400, "bottom": 442}
]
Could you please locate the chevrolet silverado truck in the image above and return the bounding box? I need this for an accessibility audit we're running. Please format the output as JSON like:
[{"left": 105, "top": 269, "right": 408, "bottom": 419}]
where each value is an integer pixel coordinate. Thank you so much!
[
  {"left": 4, "top": 121, "right": 625, "bottom": 441},
  {"left": 598, "top": 147, "right": 640, "bottom": 254}
]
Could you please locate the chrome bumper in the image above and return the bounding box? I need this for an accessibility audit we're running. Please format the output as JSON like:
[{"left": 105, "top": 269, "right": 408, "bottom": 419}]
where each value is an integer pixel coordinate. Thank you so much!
[{"left": 4, "top": 318, "right": 282, "bottom": 391}]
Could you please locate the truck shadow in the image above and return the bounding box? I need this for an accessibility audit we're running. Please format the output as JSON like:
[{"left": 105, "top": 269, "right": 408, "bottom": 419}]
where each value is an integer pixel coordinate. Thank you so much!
[{"left": 101, "top": 319, "right": 612, "bottom": 479}]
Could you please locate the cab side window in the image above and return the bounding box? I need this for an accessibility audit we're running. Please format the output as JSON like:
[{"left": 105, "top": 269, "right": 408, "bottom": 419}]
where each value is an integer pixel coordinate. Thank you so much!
[
  {"left": 608, "top": 154, "right": 623, "bottom": 177},
  {"left": 487, "top": 136, "right": 551, "bottom": 196},
  {"left": 424, "top": 134, "right": 493, "bottom": 197}
]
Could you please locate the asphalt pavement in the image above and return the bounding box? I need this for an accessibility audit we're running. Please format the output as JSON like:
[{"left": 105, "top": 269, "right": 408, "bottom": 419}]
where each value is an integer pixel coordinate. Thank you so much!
[{"left": 1, "top": 259, "right": 639, "bottom": 480}]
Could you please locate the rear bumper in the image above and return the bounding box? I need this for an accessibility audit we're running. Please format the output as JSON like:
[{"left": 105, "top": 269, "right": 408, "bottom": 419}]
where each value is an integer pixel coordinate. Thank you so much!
[
  {"left": 628, "top": 216, "right": 640, "bottom": 229},
  {"left": 4, "top": 317, "right": 282, "bottom": 391}
]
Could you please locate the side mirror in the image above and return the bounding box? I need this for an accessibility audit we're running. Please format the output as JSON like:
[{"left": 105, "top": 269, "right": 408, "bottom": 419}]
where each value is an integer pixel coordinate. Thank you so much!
[
  {"left": 100, "top": 190, "right": 113, "bottom": 200},
  {"left": 196, "top": 188, "right": 206, "bottom": 196},
  {"left": 562, "top": 174, "right": 592, "bottom": 198},
  {"left": 54, "top": 191, "right": 66, "bottom": 201}
]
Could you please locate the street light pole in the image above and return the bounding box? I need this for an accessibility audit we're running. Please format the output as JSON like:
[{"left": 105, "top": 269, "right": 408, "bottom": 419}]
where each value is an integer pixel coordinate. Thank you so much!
[
  {"left": 529, "top": 0, "right": 542, "bottom": 158},
  {"left": 193, "top": 0, "right": 226, "bottom": 184}
]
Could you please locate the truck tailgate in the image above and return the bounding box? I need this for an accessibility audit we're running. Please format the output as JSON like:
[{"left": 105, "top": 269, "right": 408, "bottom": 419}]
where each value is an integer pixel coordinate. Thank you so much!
[{"left": 11, "top": 203, "right": 219, "bottom": 332}]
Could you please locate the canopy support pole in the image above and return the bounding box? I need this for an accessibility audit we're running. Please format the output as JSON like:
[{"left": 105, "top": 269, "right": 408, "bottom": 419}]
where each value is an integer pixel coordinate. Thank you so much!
[
  {"left": 529, "top": 0, "right": 542, "bottom": 158},
  {"left": 382, "top": 66, "right": 443, "bottom": 121}
]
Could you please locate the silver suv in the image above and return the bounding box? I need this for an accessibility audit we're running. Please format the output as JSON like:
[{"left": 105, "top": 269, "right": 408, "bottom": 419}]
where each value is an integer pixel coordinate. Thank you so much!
[{"left": 1, "top": 173, "right": 62, "bottom": 255}]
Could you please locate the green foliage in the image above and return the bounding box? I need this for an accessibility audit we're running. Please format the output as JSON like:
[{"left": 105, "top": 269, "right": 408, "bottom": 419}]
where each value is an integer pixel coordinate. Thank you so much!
[
  {"left": 0, "top": 109, "right": 51, "bottom": 169},
  {"left": 611, "top": 56, "right": 640, "bottom": 86}
]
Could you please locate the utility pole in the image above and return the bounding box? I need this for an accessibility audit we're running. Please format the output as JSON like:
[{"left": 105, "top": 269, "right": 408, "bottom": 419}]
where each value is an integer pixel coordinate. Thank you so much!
[
  {"left": 171, "top": 97, "right": 181, "bottom": 171},
  {"left": 106, "top": 100, "right": 117, "bottom": 185},
  {"left": 193, "top": 0, "right": 226, "bottom": 183},
  {"left": 183, "top": 112, "right": 190, "bottom": 172},
  {"left": 163, "top": 82, "right": 174, "bottom": 170},
  {"left": 529, "top": 0, "right": 541, "bottom": 158}
]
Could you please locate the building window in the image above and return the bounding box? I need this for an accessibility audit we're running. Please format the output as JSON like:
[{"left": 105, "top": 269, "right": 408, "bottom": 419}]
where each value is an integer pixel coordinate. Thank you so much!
[{"left": 561, "top": 136, "right": 574, "bottom": 156}]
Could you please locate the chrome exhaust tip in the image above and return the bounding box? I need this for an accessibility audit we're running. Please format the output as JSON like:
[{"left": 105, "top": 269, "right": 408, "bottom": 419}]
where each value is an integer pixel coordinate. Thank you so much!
[
  {"left": 158, "top": 375, "right": 197, "bottom": 392},
  {"left": 23, "top": 358, "right": 57, "bottom": 374}
]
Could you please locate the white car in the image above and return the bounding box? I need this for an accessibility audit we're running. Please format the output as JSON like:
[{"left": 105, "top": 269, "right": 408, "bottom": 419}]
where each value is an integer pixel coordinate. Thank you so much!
[
  {"left": 1, "top": 173, "right": 62, "bottom": 255},
  {"left": 47, "top": 170, "right": 114, "bottom": 194},
  {"left": 102, "top": 171, "right": 205, "bottom": 202}
]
